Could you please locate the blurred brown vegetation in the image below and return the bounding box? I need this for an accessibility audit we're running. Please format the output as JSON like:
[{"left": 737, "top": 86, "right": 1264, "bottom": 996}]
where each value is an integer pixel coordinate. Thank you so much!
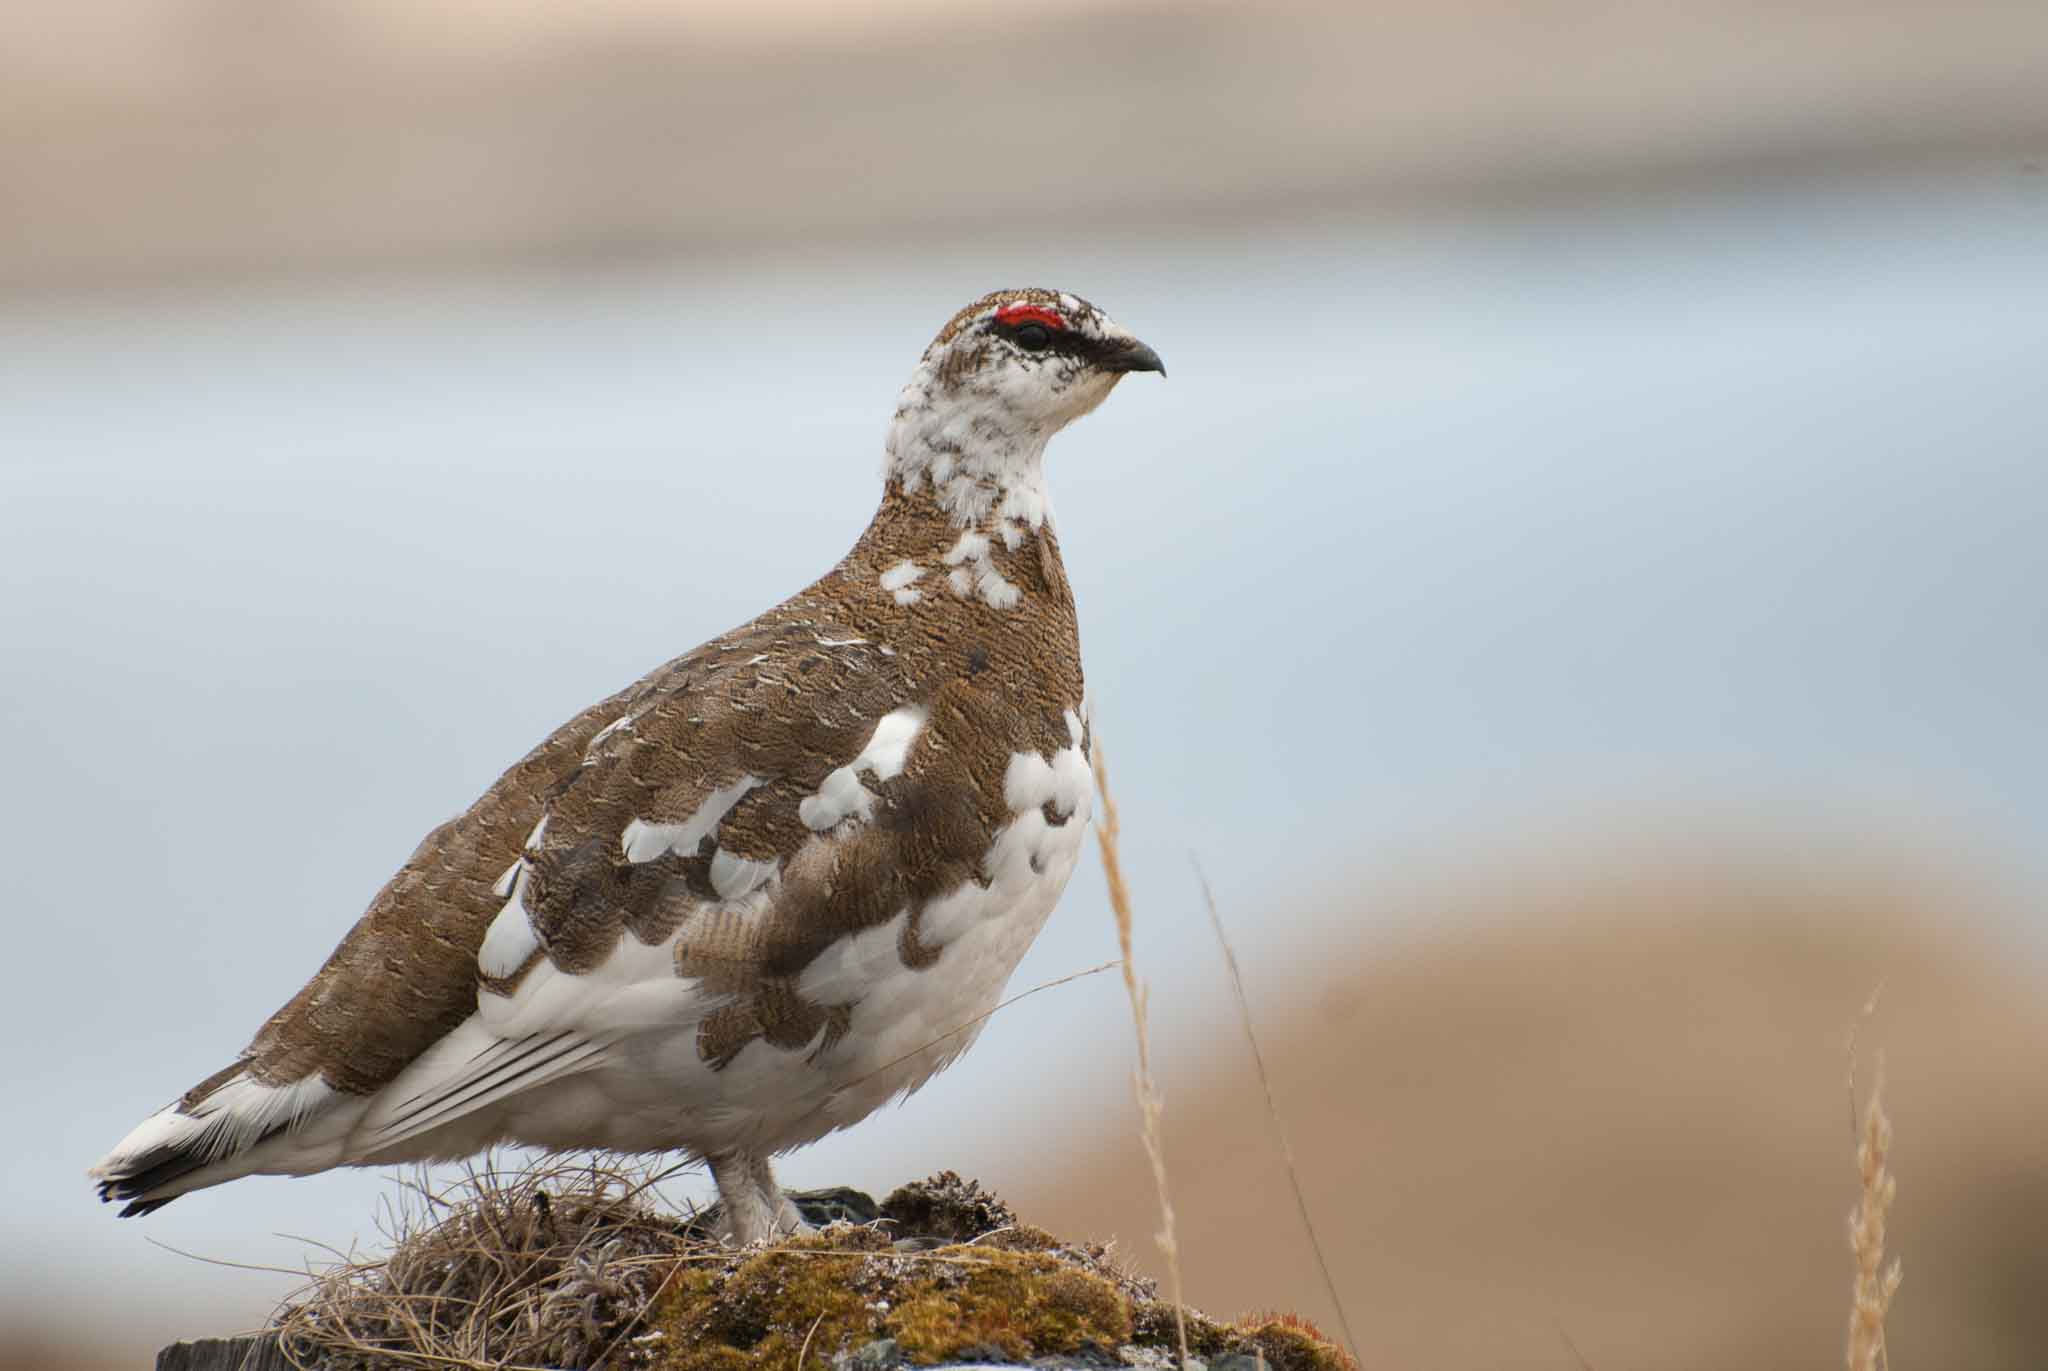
[{"left": 1012, "top": 851, "right": 2048, "bottom": 1370}]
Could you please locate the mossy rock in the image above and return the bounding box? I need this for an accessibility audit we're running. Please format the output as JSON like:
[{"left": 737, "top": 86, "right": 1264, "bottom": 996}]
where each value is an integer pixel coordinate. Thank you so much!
[
  {"left": 224, "top": 1165, "right": 1352, "bottom": 1371},
  {"left": 655, "top": 1228, "right": 1133, "bottom": 1370}
]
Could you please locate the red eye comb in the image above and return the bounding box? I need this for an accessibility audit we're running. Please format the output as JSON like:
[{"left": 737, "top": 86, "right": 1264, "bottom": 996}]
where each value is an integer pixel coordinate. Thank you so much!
[{"left": 993, "top": 303, "right": 1067, "bottom": 331}]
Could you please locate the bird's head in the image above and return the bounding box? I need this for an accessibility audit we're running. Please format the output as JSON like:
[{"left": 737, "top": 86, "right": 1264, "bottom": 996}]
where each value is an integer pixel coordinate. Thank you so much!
[
  {"left": 886, "top": 288, "right": 1163, "bottom": 525},
  {"left": 919, "top": 288, "right": 1164, "bottom": 429}
]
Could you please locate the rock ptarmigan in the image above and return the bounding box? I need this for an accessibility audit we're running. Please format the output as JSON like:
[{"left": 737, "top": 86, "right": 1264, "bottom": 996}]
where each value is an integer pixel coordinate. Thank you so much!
[{"left": 90, "top": 288, "right": 1163, "bottom": 1244}]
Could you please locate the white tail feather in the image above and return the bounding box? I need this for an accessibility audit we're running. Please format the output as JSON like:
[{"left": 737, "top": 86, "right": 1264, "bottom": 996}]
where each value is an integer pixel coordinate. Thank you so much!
[{"left": 90, "top": 1072, "right": 351, "bottom": 1210}]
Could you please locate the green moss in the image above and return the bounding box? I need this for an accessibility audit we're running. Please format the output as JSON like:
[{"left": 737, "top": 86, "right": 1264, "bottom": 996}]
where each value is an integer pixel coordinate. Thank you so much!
[
  {"left": 657, "top": 1234, "right": 883, "bottom": 1371},
  {"left": 890, "top": 1252, "right": 1130, "bottom": 1364},
  {"left": 655, "top": 1233, "right": 1131, "bottom": 1371}
]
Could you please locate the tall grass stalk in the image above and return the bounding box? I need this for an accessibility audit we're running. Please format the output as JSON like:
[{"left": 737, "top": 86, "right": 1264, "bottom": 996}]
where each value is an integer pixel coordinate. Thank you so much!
[
  {"left": 1195, "top": 862, "right": 1360, "bottom": 1364},
  {"left": 1847, "top": 1058, "right": 1902, "bottom": 1371},
  {"left": 1092, "top": 738, "right": 1188, "bottom": 1367}
]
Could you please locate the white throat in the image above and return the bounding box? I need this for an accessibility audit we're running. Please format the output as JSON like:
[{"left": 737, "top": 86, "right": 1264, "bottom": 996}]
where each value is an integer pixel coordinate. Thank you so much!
[{"left": 882, "top": 359, "right": 1066, "bottom": 533}]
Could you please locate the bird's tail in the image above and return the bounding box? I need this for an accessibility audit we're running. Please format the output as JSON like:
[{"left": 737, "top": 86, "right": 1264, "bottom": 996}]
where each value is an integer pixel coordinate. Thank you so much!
[{"left": 89, "top": 1064, "right": 343, "bottom": 1216}]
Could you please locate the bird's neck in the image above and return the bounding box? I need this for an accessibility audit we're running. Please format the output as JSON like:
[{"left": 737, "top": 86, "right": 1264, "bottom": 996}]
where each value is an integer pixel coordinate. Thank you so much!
[
  {"left": 880, "top": 366, "right": 1056, "bottom": 539},
  {"left": 839, "top": 386, "right": 1072, "bottom": 613},
  {"left": 844, "top": 473, "right": 1064, "bottom": 606}
]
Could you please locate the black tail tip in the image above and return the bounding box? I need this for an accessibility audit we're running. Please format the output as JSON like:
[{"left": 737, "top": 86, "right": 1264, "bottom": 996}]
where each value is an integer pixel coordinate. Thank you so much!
[
  {"left": 118, "top": 1195, "right": 177, "bottom": 1218},
  {"left": 95, "top": 1173, "right": 180, "bottom": 1217}
]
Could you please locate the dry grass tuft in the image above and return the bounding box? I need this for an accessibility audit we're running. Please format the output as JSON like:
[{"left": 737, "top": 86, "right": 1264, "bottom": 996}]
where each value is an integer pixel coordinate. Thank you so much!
[
  {"left": 1196, "top": 866, "right": 1360, "bottom": 1366},
  {"left": 1847, "top": 1058, "right": 1903, "bottom": 1371},
  {"left": 274, "top": 1154, "right": 716, "bottom": 1371},
  {"left": 1092, "top": 738, "right": 1189, "bottom": 1367}
]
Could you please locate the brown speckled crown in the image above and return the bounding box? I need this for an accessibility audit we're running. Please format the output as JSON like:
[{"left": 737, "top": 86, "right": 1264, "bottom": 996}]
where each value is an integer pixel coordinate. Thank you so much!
[{"left": 926, "top": 287, "right": 1106, "bottom": 350}]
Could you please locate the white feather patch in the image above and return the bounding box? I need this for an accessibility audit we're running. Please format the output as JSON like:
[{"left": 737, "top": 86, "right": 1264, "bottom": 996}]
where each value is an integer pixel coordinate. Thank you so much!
[
  {"left": 940, "top": 528, "right": 1021, "bottom": 609},
  {"left": 881, "top": 560, "right": 925, "bottom": 605},
  {"left": 879, "top": 560, "right": 924, "bottom": 591},
  {"left": 621, "top": 775, "right": 761, "bottom": 864},
  {"left": 479, "top": 865, "right": 540, "bottom": 979},
  {"left": 797, "top": 707, "right": 927, "bottom": 831},
  {"left": 942, "top": 531, "right": 990, "bottom": 567}
]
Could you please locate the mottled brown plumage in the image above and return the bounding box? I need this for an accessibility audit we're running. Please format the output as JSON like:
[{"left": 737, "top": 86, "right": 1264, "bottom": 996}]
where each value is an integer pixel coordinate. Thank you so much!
[
  {"left": 96, "top": 287, "right": 1162, "bottom": 1240},
  {"left": 225, "top": 488, "right": 1083, "bottom": 1103}
]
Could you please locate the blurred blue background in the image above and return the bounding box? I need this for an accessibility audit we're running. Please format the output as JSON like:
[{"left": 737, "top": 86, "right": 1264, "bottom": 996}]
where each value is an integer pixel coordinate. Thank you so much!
[{"left": 4, "top": 4, "right": 2046, "bottom": 1368}]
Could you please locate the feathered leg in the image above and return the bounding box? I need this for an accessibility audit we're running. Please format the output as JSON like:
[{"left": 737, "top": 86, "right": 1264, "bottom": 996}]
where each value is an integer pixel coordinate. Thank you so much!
[{"left": 707, "top": 1150, "right": 808, "bottom": 1245}]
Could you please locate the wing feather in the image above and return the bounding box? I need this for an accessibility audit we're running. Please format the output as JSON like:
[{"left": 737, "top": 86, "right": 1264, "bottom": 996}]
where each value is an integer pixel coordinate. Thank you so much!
[{"left": 352, "top": 1023, "right": 617, "bottom": 1156}]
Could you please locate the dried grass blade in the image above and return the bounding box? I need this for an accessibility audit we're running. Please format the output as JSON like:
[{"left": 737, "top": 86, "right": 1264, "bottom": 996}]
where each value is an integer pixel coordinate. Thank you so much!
[
  {"left": 1092, "top": 737, "right": 1188, "bottom": 1367},
  {"left": 1194, "top": 860, "right": 1361, "bottom": 1364}
]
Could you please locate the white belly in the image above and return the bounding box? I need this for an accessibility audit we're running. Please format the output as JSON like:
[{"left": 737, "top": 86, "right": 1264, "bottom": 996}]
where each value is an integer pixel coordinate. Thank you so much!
[{"left": 489, "top": 734, "right": 1095, "bottom": 1160}]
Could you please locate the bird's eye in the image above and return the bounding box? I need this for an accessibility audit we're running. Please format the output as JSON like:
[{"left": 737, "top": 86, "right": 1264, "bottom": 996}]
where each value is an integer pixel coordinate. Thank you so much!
[{"left": 1014, "top": 323, "right": 1052, "bottom": 352}]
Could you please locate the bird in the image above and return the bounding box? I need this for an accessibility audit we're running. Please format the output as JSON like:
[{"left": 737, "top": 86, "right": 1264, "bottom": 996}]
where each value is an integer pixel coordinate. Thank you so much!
[{"left": 90, "top": 288, "right": 1164, "bottom": 1245}]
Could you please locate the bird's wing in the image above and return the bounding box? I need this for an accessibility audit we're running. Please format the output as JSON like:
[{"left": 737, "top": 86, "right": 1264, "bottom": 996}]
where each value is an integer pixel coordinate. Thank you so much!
[
  {"left": 92, "top": 646, "right": 661, "bottom": 1210},
  {"left": 96, "top": 608, "right": 929, "bottom": 1201},
  {"left": 336, "top": 610, "right": 985, "bottom": 1156},
  {"left": 98, "top": 596, "right": 1079, "bottom": 1198},
  {"left": 343, "top": 626, "right": 1095, "bottom": 1162}
]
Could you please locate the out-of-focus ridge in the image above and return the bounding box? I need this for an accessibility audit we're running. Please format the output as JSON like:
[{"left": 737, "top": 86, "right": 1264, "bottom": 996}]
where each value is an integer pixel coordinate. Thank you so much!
[{"left": 4, "top": 0, "right": 2046, "bottom": 291}]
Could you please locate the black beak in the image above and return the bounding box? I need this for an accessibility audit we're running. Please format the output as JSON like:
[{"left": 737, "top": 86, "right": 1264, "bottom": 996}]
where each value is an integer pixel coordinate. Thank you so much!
[{"left": 1099, "top": 338, "right": 1166, "bottom": 378}]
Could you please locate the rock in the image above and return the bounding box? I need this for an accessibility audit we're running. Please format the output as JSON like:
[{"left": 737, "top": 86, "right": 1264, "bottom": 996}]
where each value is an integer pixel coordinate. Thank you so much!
[
  {"left": 154, "top": 1335, "right": 299, "bottom": 1371},
  {"left": 879, "top": 1170, "right": 1017, "bottom": 1243},
  {"left": 794, "top": 1185, "right": 885, "bottom": 1228},
  {"left": 851, "top": 1336, "right": 902, "bottom": 1367}
]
